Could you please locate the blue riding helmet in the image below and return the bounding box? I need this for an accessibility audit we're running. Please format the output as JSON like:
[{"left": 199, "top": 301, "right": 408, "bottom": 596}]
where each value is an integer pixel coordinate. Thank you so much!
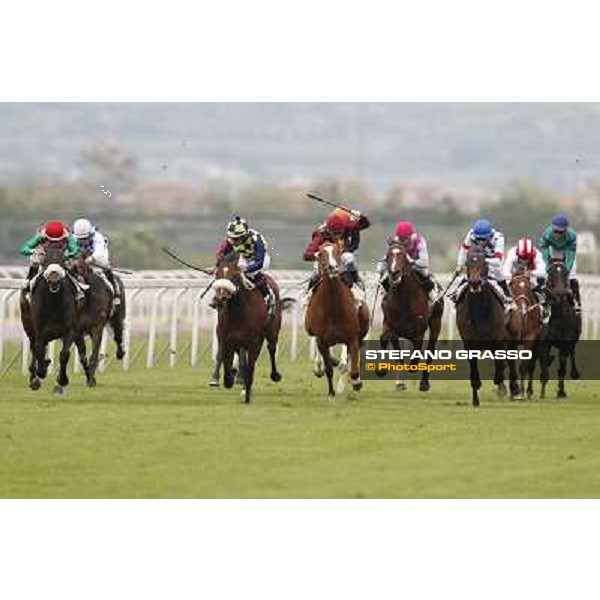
[
  {"left": 472, "top": 219, "right": 493, "bottom": 241},
  {"left": 551, "top": 213, "right": 569, "bottom": 232}
]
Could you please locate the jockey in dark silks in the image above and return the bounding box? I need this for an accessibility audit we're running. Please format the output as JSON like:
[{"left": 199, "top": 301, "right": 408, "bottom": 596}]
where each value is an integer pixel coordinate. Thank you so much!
[
  {"left": 213, "top": 216, "right": 272, "bottom": 307},
  {"left": 19, "top": 220, "right": 84, "bottom": 301}
]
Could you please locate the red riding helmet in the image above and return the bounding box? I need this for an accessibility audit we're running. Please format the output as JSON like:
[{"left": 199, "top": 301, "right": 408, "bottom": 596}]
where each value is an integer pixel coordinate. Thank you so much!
[
  {"left": 326, "top": 213, "right": 347, "bottom": 234},
  {"left": 395, "top": 221, "right": 415, "bottom": 237},
  {"left": 516, "top": 237, "right": 535, "bottom": 260},
  {"left": 45, "top": 221, "right": 67, "bottom": 241}
]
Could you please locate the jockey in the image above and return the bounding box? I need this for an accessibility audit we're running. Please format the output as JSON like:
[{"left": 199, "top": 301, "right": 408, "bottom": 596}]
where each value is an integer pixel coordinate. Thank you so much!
[
  {"left": 72, "top": 218, "right": 122, "bottom": 305},
  {"left": 19, "top": 220, "right": 83, "bottom": 300},
  {"left": 503, "top": 237, "right": 549, "bottom": 320},
  {"left": 502, "top": 237, "right": 547, "bottom": 286},
  {"left": 537, "top": 213, "right": 580, "bottom": 311},
  {"left": 376, "top": 221, "right": 441, "bottom": 300},
  {"left": 303, "top": 206, "right": 370, "bottom": 300},
  {"left": 214, "top": 216, "right": 272, "bottom": 304},
  {"left": 453, "top": 218, "right": 513, "bottom": 311}
]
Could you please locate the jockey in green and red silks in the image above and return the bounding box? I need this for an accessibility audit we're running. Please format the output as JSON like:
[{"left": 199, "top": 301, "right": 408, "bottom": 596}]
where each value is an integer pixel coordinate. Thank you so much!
[
  {"left": 538, "top": 213, "right": 580, "bottom": 310},
  {"left": 19, "top": 221, "right": 80, "bottom": 291}
]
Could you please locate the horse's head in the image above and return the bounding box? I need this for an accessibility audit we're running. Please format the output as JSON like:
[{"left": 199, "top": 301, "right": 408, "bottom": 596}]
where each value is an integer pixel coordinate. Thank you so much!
[
  {"left": 465, "top": 246, "right": 488, "bottom": 293},
  {"left": 316, "top": 242, "right": 341, "bottom": 280},
  {"left": 546, "top": 259, "right": 571, "bottom": 306},
  {"left": 509, "top": 274, "right": 533, "bottom": 315},
  {"left": 40, "top": 241, "right": 67, "bottom": 294},
  {"left": 212, "top": 257, "right": 242, "bottom": 308},
  {"left": 386, "top": 242, "right": 410, "bottom": 288}
]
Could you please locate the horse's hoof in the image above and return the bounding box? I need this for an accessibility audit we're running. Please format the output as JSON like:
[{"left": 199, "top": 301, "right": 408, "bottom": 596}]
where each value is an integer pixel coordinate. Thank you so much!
[
  {"left": 419, "top": 381, "right": 430, "bottom": 392},
  {"left": 87, "top": 378, "right": 96, "bottom": 388},
  {"left": 116, "top": 348, "right": 125, "bottom": 361},
  {"left": 53, "top": 385, "right": 64, "bottom": 396},
  {"left": 473, "top": 398, "right": 480, "bottom": 407},
  {"left": 497, "top": 384, "right": 507, "bottom": 397},
  {"left": 313, "top": 368, "right": 325, "bottom": 378},
  {"left": 270, "top": 372, "right": 282, "bottom": 382},
  {"left": 30, "top": 379, "right": 41, "bottom": 391},
  {"left": 331, "top": 357, "right": 340, "bottom": 367},
  {"left": 396, "top": 382, "right": 407, "bottom": 391},
  {"left": 511, "top": 393, "right": 524, "bottom": 401},
  {"left": 571, "top": 370, "right": 581, "bottom": 380},
  {"left": 208, "top": 379, "right": 219, "bottom": 388},
  {"left": 557, "top": 390, "right": 567, "bottom": 399},
  {"left": 352, "top": 381, "right": 363, "bottom": 392},
  {"left": 224, "top": 377, "right": 234, "bottom": 389}
]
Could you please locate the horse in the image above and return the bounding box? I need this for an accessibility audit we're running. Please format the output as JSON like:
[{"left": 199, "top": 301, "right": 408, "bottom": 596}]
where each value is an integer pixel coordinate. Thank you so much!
[
  {"left": 539, "top": 260, "right": 582, "bottom": 399},
  {"left": 455, "top": 246, "right": 508, "bottom": 406},
  {"left": 19, "top": 242, "right": 79, "bottom": 395},
  {"left": 73, "top": 256, "right": 126, "bottom": 386},
  {"left": 379, "top": 242, "right": 444, "bottom": 391},
  {"left": 212, "top": 257, "right": 286, "bottom": 403},
  {"left": 506, "top": 271, "right": 543, "bottom": 399},
  {"left": 304, "top": 242, "right": 369, "bottom": 397}
]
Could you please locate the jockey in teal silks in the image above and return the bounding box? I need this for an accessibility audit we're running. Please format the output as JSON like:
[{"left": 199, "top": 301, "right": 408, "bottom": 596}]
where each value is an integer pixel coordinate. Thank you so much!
[{"left": 538, "top": 213, "right": 580, "bottom": 312}]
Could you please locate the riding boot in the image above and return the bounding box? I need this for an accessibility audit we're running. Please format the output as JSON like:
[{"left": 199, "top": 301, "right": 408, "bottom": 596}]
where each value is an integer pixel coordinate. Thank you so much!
[
  {"left": 570, "top": 278, "right": 582, "bottom": 312},
  {"left": 105, "top": 269, "right": 121, "bottom": 305},
  {"left": 307, "top": 271, "right": 320, "bottom": 293},
  {"left": 341, "top": 268, "right": 358, "bottom": 288},
  {"left": 498, "top": 279, "right": 515, "bottom": 312}
]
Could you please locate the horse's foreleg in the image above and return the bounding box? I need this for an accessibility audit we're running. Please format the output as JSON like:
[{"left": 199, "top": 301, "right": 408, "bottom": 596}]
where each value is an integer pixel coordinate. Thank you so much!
[
  {"left": 411, "top": 337, "right": 430, "bottom": 392},
  {"left": 422, "top": 314, "right": 443, "bottom": 393},
  {"left": 317, "top": 339, "right": 335, "bottom": 398},
  {"left": 209, "top": 345, "right": 222, "bottom": 387},
  {"left": 267, "top": 341, "right": 282, "bottom": 382},
  {"left": 348, "top": 339, "right": 362, "bottom": 392},
  {"left": 222, "top": 344, "right": 235, "bottom": 389},
  {"left": 28, "top": 337, "right": 41, "bottom": 390},
  {"left": 570, "top": 346, "right": 581, "bottom": 380},
  {"left": 54, "top": 333, "right": 73, "bottom": 394},
  {"left": 539, "top": 343, "right": 549, "bottom": 399},
  {"left": 87, "top": 327, "right": 103, "bottom": 388},
  {"left": 389, "top": 335, "right": 406, "bottom": 391},
  {"left": 75, "top": 336, "right": 92, "bottom": 386},
  {"left": 243, "top": 344, "right": 261, "bottom": 404},
  {"left": 469, "top": 357, "right": 481, "bottom": 407},
  {"left": 557, "top": 349, "right": 568, "bottom": 399},
  {"left": 109, "top": 308, "right": 125, "bottom": 361},
  {"left": 34, "top": 339, "right": 49, "bottom": 379}
]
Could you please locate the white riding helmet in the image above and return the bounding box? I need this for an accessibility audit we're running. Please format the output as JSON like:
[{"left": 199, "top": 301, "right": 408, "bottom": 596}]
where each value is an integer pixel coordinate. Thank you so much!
[
  {"left": 226, "top": 216, "right": 249, "bottom": 240},
  {"left": 73, "top": 218, "right": 95, "bottom": 239}
]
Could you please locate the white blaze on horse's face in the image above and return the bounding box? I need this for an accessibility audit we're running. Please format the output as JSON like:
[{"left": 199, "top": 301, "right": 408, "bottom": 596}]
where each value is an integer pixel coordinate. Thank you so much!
[
  {"left": 391, "top": 247, "right": 401, "bottom": 272},
  {"left": 323, "top": 246, "right": 339, "bottom": 278},
  {"left": 43, "top": 264, "right": 66, "bottom": 284}
]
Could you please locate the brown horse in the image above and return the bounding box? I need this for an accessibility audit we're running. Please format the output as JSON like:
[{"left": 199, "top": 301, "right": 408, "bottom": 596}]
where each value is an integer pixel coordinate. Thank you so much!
[
  {"left": 213, "top": 257, "right": 285, "bottom": 403},
  {"left": 506, "top": 272, "right": 543, "bottom": 399},
  {"left": 539, "top": 260, "right": 582, "bottom": 399},
  {"left": 19, "top": 242, "right": 79, "bottom": 395},
  {"left": 379, "top": 242, "right": 444, "bottom": 391},
  {"left": 73, "top": 257, "right": 126, "bottom": 386},
  {"left": 455, "top": 246, "right": 508, "bottom": 406},
  {"left": 305, "top": 242, "right": 369, "bottom": 397}
]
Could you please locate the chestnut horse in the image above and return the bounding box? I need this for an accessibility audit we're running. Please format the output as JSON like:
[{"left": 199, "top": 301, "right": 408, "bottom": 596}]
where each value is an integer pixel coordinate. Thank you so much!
[
  {"left": 455, "top": 246, "right": 508, "bottom": 406},
  {"left": 305, "top": 242, "right": 369, "bottom": 397},
  {"left": 379, "top": 242, "right": 444, "bottom": 391},
  {"left": 539, "top": 260, "right": 581, "bottom": 399},
  {"left": 506, "top": 272, "right": 543, "bottom": 399},
  {"left": 19, "top": 242, "right": 78, "bottom": 395},
  {"left": 213, "top": 257, "right": 285, "bottom": 403}
]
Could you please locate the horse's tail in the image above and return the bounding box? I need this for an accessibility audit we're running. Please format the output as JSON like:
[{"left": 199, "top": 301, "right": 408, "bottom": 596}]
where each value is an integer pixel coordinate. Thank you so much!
[{"left": 280, "top": 297, "right": 297, "bottom": 312}]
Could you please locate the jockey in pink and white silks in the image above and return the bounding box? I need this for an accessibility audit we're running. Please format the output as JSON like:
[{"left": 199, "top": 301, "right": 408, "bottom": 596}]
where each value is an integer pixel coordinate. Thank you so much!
[
  {"left": 377, "top": 221, "right": 442, "bottom": 301},
  {"left": 451, "top": 218, "right": 514, "bottom": 312}
]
